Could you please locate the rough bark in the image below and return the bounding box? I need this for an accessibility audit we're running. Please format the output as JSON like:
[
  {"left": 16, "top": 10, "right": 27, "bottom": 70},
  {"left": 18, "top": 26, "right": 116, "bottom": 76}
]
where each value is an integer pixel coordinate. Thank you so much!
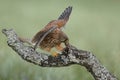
[{"left": 2, "top": 29, "right": 118, "bottom": 80}]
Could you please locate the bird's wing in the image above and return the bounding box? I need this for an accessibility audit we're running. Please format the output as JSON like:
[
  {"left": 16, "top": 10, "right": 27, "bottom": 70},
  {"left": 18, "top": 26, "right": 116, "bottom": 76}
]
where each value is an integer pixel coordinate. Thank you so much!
[
  {"left": 32, "top": 26, "right": 57, "bottom": 50},
  {"left": 58, "top": 6, "right": 72, "bottom": 22}
]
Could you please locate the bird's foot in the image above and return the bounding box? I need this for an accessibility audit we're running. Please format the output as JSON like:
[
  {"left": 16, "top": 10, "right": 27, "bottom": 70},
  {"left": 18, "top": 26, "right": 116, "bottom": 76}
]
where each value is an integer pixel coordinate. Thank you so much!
[{"left": 52, "top": 52, "right": 59, "bottom": 57}]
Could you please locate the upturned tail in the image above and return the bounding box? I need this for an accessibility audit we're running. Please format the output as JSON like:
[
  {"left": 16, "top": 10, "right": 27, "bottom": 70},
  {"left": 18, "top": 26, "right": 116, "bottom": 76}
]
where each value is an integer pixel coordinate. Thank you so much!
[{"left": 58, "top": 6, "right": 72, "bottom": 21}]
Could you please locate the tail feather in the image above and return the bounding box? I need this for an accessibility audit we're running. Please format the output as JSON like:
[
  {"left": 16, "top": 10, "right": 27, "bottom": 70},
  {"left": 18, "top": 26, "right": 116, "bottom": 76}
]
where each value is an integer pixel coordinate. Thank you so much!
[{"left": 58, "top": 6, "right": 72, "bottom": 21}]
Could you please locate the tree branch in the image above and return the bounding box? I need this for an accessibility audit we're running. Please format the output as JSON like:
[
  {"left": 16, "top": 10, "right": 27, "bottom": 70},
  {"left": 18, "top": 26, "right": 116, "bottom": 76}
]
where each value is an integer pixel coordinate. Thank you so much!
[{"left": 2, "top": 29, "right": 118, "bottom": 80}]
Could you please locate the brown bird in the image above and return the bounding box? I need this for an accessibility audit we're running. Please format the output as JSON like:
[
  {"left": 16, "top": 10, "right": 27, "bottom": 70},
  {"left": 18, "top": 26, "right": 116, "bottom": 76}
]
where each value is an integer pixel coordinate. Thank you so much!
[{"left": 31, "top": 6, "right": 72, "bottom": 56}]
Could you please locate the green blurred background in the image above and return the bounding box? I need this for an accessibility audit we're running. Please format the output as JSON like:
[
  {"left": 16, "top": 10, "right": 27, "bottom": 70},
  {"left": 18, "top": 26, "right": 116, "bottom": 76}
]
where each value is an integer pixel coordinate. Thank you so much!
[{"left": 0, "top": 0, "right": 120, "bottom": 80}]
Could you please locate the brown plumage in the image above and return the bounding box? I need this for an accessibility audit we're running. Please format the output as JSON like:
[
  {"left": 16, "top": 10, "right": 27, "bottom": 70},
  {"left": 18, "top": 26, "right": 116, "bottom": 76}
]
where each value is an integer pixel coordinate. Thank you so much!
[{"left": 32, "top": 6, "right": 72, "bottom": 55}]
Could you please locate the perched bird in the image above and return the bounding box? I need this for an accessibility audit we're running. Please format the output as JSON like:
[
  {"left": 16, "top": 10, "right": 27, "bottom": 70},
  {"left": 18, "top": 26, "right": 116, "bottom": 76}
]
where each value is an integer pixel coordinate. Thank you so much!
[{"left": 20, "top": 6, "right": 72, "bottom": 56}]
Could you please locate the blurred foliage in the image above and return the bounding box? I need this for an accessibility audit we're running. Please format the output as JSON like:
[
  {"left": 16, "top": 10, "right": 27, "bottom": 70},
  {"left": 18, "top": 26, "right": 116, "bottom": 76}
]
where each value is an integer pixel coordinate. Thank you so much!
[{"left": 0, "top": 0, "right": 120, "bottom": 80}]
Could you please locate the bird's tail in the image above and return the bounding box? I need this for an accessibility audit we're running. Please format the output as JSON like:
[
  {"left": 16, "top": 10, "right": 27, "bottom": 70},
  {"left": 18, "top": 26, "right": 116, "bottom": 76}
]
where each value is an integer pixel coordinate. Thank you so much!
[{"left": 58, "top": 6, "right": 72, "bottom": 21}]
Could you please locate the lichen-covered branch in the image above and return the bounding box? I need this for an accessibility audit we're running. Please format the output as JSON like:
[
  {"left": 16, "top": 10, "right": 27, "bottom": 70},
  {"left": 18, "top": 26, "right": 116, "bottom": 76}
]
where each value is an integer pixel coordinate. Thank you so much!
[{"left": 2, "top": 29, "right": 118, "bottom": 80}]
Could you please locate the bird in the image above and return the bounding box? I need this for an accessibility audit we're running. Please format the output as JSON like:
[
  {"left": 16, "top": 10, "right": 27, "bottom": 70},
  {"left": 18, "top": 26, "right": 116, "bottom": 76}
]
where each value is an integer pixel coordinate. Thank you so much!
[{"left": 31, "top": 6, "right": 72, "bottom": 56}]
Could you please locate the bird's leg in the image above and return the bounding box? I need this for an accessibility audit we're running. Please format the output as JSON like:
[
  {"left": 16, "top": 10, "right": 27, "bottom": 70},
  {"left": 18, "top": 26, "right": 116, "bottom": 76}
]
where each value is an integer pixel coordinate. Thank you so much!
[
  {"left": 55, "top": 44, "right": 64, "bottom": 51},
  {"left": 44, "top": 48, "right": 58, "bottom": 57},
  {"left": 55, "top": 44, "right": 64, "bottom": 55}
]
